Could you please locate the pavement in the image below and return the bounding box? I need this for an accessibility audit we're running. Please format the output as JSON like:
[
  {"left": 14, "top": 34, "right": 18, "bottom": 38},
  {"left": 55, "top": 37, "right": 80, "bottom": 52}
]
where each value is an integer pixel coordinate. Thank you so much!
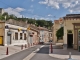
[
  {"left": 0, "top": 44, "right": 36, "bottom": 59},
  {"left": 49, "top": 45, "right": 80, "bottom": 60}
]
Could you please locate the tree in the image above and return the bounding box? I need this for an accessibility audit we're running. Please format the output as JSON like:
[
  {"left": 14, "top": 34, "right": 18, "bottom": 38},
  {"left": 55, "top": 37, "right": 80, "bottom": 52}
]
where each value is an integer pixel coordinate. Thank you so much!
[
  {"left": 2, "top": 12, "right": 8, "bottom": 16},
  {"left": 0, "top": 15, "right": 5, "bottom": 20},
  {"left": 9, "top": 14, "right": 17, "bottom": 20},
  {"left": 56, "top": 27, "right": 64, "bottom": 40}
]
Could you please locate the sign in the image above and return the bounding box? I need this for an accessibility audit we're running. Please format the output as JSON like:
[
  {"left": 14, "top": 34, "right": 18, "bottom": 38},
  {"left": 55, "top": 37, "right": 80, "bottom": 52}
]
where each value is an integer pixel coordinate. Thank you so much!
[
  {"left": 18, "top": 28, "right": 21, "bottom": 31},
  {"left": 22, "top": 30, "right": 25, "bottom": 33},
  {"left": 27, "top": 27, "right": 30, "bottom": 30},
  {"left": 7, "top": 31, "right": 12, "bottom": 34}
]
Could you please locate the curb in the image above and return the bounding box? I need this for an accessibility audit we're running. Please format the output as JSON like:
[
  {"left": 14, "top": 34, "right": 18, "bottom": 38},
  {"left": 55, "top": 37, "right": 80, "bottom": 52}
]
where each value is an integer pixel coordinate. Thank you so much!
[{"left": 48, "top": 45, "right": 80, "bottom": 60}]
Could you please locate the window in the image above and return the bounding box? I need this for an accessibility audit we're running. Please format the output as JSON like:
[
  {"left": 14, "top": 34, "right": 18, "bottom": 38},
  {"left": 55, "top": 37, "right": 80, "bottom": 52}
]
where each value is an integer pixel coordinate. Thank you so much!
[
  {"left": 15, "top": 32, "right": 18, "bottom": 40},
  {"left": 24, "top": 33, "right": 26, "bottom": 40},
  {"left": 20, "top": 33, "right": 22, "bottom": 40}
]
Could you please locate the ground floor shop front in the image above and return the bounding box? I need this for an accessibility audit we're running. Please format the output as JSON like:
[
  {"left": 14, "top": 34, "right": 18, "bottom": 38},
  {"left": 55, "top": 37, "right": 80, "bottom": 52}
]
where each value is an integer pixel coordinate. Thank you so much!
[{"left": 63, "top": 23, "right": 80, "bottom": 51}]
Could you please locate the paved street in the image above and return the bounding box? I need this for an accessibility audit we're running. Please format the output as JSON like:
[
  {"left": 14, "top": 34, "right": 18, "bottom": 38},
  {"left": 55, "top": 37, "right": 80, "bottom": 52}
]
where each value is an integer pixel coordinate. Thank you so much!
[
  {"left": 0, "top": 44, "right": 67, "bottom": 60},
  {"left": 0, "top": 45, "right": 41, "bottom": 60},
  {"left": 30, "top": 45, "right": 65, "bottom": 60}
]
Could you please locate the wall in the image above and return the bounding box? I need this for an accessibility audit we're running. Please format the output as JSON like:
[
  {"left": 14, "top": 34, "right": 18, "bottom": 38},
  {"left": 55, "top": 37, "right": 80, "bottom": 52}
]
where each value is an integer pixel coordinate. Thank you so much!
[
  {"left": 4, "top": 23, "right": 28, "bottom": 46},
  {"left": 63, "top": 19, "right": 80, "bottom": 49},
  {"left": 53, "top": 20, "right": 60, "bottom": 44},
  {"left": 0, "top": 22, "right": 5, "bottom": 45}
]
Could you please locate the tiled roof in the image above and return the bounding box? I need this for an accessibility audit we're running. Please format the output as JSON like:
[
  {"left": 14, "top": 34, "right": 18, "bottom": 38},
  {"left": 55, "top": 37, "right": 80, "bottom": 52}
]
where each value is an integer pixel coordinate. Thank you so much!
[{"left": 28, "top": 24, "right": 39, "bottom": 33}]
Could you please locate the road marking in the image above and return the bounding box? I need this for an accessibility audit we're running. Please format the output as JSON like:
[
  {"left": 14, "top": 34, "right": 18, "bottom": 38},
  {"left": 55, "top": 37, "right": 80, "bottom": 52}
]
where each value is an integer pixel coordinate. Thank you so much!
[{"left": 23, "top": 45, "right": 44, "bottom": 60}]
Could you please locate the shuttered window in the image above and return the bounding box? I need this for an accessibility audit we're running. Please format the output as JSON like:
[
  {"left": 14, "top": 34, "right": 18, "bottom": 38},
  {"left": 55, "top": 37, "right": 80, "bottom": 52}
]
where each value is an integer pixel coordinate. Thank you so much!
[
  {"left": 15, "top": 32, "right": 18, "bottom": 40},
  {"left": 24, "top": 33, "right": 26, "bottom": 40},
  {"left": 20, "top": 33, "right": 22, "bottom": 40}
]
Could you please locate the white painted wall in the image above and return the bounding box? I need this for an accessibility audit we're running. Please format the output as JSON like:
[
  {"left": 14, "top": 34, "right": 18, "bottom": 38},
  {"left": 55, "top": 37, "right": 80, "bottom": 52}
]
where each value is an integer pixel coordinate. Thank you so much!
[{"left": 4, "top": 23, "right": 28, "bottom": 46}]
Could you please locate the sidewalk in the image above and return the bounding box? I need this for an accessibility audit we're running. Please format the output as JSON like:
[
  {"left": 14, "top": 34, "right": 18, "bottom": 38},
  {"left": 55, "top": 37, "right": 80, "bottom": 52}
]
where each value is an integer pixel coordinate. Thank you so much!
[
  {"left": 49, "top": 45, "right": 80, "bottom": 60},
  {"left": 0, "top": 44, "right": 35, "bottom": 59}
]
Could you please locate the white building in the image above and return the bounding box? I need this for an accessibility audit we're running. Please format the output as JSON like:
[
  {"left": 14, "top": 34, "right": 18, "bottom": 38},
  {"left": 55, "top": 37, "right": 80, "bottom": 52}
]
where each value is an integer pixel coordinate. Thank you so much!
[
  {"left": 4, "top": 23, "right": 28, "bottom": 46},
  {"left": 0, "top": 19, "right": 29, "bottom": 46}
]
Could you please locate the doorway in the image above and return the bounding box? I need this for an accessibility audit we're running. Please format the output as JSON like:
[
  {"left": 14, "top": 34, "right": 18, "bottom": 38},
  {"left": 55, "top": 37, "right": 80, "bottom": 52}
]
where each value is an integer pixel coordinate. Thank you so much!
[
  {"left": 67, "top": 34, "right": 73, "bottom": 48},
  {"left": 7, "top": 34, "right": 11, "bottom": 45}
]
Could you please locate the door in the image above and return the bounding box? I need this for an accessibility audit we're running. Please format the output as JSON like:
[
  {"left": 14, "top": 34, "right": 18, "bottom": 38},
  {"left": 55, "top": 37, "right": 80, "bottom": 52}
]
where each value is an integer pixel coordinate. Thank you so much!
[
  {"left": 67, "top": 34, "right": 73, "bottom": 48},
  {"left": 0, "top": 36, "right": 3, "bottom": 45},
  {"left": 7, "top": 34, "right": 11, "bottom": 45}
]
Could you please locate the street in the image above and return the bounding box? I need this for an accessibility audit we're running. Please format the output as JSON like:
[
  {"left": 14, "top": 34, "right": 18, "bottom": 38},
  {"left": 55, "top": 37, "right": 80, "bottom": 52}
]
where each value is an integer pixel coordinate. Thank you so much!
[
  {"left": 0, "top": 44, "right": 66, "bottom": 60},
  {"left": 0, "top": 45, "right": 41, "bottom": 60},
  {"left": 31, "top": 45, "right": 65, "bottom": 60}
]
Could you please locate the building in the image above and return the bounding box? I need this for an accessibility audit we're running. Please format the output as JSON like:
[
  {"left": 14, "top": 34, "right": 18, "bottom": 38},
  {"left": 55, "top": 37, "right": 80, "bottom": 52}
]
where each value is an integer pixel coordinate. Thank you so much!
[
  {"left": 38, "top": 27, "right": 49, "bottom": 43},
  {"left": 27, "top": 24, "right": 39, "bottom": 45},
  {"left": 53, "top": 18, "right": 64, "bottom": 45},
  {"left": 49, "top": 30, "right": 53, "bottom": 41},
  {"left": 63, "top": 14, "right": 80, "bottom": 50},
  {"left": 0, "top": 8, "right": 4, "bottom": 15},
  {"left": 0, "top": 19, "right": 28, "bottom": 46}
]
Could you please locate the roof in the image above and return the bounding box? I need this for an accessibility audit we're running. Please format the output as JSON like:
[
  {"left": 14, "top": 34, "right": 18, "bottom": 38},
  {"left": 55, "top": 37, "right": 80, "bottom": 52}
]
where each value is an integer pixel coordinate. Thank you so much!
[
  {"left": 28, "top": 24, "right": 39, "bottom": 33},
  {"left": 63, "top": 14, "right": 80, "bottom": 19},
  {"left": 38, "top": 27, "right": 49, "bottom": 31}
]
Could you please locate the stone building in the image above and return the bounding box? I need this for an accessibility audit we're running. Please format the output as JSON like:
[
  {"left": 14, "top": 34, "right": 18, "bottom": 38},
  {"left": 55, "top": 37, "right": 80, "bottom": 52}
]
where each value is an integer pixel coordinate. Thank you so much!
[
  {"left": 63, "top": 14, "right": 80, "bottom": 50},
  {"left": 38, "top": 27, "right": 49, "bottom": 43}
]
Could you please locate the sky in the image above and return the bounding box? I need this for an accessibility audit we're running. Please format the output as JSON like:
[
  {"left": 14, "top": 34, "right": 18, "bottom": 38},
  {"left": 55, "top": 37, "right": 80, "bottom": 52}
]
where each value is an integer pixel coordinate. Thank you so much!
[{"left": 0, "top": 0, "right": 80, "bottom": 21}]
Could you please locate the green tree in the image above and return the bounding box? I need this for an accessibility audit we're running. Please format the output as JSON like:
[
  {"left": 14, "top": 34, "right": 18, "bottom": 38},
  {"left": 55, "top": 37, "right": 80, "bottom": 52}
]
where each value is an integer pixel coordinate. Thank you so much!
[
  {"left": 0, "top": 15, "right": 5, "bottom": 20},
  {"left": 2, "top": 12, "right": 8, "bottom": 16},
  {"left": 9, "top": 14, "right": 17, "bottom": 20},
  {"left": 56, "top": 27, "right": 64, "bottom": 40}
]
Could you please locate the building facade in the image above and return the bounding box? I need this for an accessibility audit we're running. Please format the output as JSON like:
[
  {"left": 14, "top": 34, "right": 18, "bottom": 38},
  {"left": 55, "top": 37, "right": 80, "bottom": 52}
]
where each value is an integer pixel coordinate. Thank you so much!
[
  {"left": 53, "top": 20, "right": 60, "bottom": 44},
  {"left": 63, "top": 14, "right": 80, "bottom": 50},
  {"left": 0, "top": 19, "right": 39, "bottom": 46},
  {"left": 38, "top": 27, "right": 49, "bottom": 43},
  {"left": 0, "top": 8, "right": 4, "bottom": 15},
  {"left": 27, "top": 24, "right": 39, "bottom": 45}
]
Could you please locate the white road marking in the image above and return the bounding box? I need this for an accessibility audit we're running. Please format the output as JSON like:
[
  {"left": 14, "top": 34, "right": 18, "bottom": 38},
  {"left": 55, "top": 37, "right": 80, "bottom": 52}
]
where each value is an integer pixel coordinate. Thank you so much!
[{"left": 23, "top": 45, "right": 44, "bottom": 60}]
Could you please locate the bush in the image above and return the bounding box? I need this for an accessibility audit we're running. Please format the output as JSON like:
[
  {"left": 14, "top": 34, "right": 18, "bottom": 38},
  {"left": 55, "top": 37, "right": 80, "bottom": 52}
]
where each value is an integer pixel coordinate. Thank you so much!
[{"left": 56, "top": 27, "right": 64, "bottom": 40}]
